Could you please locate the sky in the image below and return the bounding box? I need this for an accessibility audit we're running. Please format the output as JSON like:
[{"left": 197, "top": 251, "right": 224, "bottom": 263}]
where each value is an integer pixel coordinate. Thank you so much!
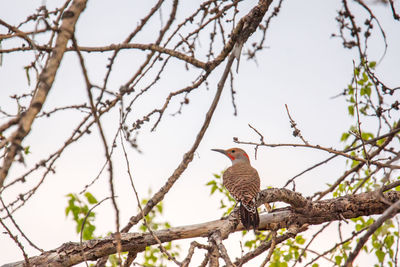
[{"left": 1, "top": 0, "right": 399, "bottom": 266}]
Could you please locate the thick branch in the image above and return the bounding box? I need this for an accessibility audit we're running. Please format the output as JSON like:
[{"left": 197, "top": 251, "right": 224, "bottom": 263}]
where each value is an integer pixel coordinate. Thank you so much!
[
  {"left": 5, "top": 188, "right": 400, "bottom": 267},
  {"left": 0, "top": 0, "right": 88, "bottom": 188},
  {"left": 258, "top": 188, "right": 309, "bottom": 208}
]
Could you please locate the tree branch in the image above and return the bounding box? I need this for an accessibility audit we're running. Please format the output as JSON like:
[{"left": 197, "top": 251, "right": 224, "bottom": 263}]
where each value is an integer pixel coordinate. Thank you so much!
[
  {"left": 0, "top": 0, "right": 88, "bottom": 189},
  {"left": 121, "top": 0, "right": 275, "bottom": 233},
  {"left": 5, "top": 188, "right": 400, "bottom": 267},
  {"left": 344, "top": 198, "right": 400, "bottom": 266}
]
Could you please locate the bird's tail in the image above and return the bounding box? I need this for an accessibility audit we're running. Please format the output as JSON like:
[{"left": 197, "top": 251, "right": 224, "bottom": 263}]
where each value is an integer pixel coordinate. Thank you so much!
[{"left": 239, "top": 202, "right": 259, "bottom": 230}]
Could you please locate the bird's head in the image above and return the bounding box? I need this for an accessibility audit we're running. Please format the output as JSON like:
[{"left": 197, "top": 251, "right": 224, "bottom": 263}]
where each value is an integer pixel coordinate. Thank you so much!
[{"left": 211, "top": 147, "right": 250, "bottom": 164}]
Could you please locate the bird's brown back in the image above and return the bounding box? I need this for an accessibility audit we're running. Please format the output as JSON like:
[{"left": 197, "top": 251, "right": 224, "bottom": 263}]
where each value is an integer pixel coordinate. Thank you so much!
[{"left": 223, "top": 162, "right": 260, "bottom": 205}]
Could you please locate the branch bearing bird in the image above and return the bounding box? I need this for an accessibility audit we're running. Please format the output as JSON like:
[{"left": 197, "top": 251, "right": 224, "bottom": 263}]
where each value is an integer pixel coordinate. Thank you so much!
[{"left": 212, "top": 147, "right": 260, "bottom": 230}]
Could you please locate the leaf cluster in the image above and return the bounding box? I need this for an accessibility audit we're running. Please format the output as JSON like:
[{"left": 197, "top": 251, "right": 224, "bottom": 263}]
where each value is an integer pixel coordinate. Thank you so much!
[
  {"left": 65, "top": 189, "right": 180, "bottom": 267},
  {"left": 139, "top": 191, "right": 180, "bottom": 267},
  {"left": 205, "top": 172, "right": 236, "bottom": 216},
  {"left": 65, "top": 192, "right": 98, "bottom": 241}
]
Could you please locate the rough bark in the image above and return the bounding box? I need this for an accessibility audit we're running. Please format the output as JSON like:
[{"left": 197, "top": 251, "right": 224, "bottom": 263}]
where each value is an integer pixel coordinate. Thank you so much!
[{"left": 3, "top": 188, "right": 399, "bottom": 267}]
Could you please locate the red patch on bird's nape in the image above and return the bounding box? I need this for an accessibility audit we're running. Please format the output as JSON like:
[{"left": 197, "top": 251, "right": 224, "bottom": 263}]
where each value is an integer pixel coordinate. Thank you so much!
[{"left": 244, "top": 153, "right": 249, "bottom": 161}]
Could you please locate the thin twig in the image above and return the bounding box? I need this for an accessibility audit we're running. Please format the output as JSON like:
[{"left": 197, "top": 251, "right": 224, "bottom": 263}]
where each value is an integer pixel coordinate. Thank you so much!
[
  {"left": 305, "top": 227, "right": 367, "bottom": 267},
  {"left": 119, "top": 128, "right": 180, "bottom": 265},
  {"left": 234, "top": 225, "right": 308, "bottom": 266},
  {"left": 352, "top": 60, "right": 370, "bottom": 166},
  {"left": 72, "top": 35, "right": 122, "bottom": 265},
  {"left": 292, "top": 222, "right": 331, "bottom": 267},
  {"left": 285, "top": 104, "right": 309, "bottom": 145},
  {"left": 122, "top": 40, "right": 237, "bottom": 233},
  {"left": 344, "top": 199, "right": 400, "bottom": 266},
  {"left": 260, "top": 231, "right": 277, "bottom": 267},
  {"left": 79, "top": 197, "right": 113, "bottom": 267},
  {"left": 0, "top": 0, "right": 88, "bottom": 189},
  {"left": 0, "top": 217, "right": 30, "bottom": 266},
  {"left": 0, "top": 197, "right": 43, "bottom": 253}
]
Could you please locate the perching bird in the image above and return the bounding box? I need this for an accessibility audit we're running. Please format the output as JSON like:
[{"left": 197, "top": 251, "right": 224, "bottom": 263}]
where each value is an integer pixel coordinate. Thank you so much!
[{"left": 212, "top": 148, "right": 260, "bottom": 230}]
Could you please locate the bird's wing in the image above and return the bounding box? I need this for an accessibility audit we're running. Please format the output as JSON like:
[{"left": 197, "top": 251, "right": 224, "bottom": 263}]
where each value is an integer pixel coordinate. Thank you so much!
[{"left": 223, "top": 164, "right": 260, "bottom": 204}]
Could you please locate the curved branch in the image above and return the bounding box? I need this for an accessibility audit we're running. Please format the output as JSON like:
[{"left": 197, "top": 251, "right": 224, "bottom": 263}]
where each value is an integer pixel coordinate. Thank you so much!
[
  {"left": 258, "top": 188, "right": 309, "bottom": 208},
  {"left": 5, "top": 188, "right": 400, "bottom": 267},
  {"left": 75, "top": 44, "right": 208, "bottom": 69}
]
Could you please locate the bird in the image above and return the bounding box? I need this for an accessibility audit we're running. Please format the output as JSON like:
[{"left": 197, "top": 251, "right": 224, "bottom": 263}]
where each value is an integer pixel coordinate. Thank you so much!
[{"left": 211, "top": 147, "right": 260, "bottom": 230}]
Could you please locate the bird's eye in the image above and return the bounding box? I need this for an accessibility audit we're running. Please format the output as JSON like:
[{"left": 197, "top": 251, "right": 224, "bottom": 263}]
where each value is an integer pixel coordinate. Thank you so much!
[{"left": 231, "top": 149, "right": 235, "bottom": 153}]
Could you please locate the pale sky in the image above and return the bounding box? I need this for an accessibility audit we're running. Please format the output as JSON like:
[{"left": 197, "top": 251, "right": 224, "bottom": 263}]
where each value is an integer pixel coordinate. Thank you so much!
[{"left": 1, "top": 0, "right": 399, "bottom": 266}]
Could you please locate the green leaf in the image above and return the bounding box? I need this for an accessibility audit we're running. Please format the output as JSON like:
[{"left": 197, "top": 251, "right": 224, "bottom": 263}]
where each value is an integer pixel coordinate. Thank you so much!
[
  {"left": 244, "top": 240, "right": 255, "bottom": 248},
  {"left": 211, "top": 184, "right": 218, "bottom": 194},
  {"left": 24, "top": 146, "right": 30, "bottom": 155},
  {"left": 348, "top": 105, "right": 354, "bottom": 116},
  {"left": 365, "top": 85, "right": 371, "bottom": 96},
  {"left": 351, "top": 159, "right": 360, "bottom": 168},
  {"left": 348, "top": 85, "right": 354, "bottom": 95},
  {"left": 220, "top": 199, "right": 226, "bottom": 209},
  {"left": 206, "top": 180, "right": 216, "bottom": 186},
  {"left": 283, "top": 253, "right": 292, "bottom": 261},
  {"left": 369, "top": 61, "right": 376, "bottom": 68},
  {"left": 83, "top": 224, "right": 96, "bottom": 240},
  {"left": 385, "top": 235, "right": 394, "bottom": 248},
  {"left": 360, "top": 87, "right": 366, "bottom": 96},
  {"left": 375, "top": 249, "right": 385, "bottom": 263},
  {"left": 372, "top": 240, "right": 380, "bottom": 249},
  {"left": 355, "top": 223, "right": 363, "bottom": 231},
  {"left": 341, "top": 132, "right": 350, "bottom": 142},
  {"left": 389, "top": 248, "right": 394, "bottom": 258},
  {"left": 84, "top": 192, "right": 98, "bottom": 204},
  {"left": 156, "top": 203, "right": 163, "bottom": 213},
  {"left": 366, "top": 218, "right": 375, "bottom": 226},
  {"left": 335, "top": 255, "right": 342, "bottom": 265},
  {"left": 65, "top": 206, "right": 71, "bottom": 216},
  {"left": 377, "top": 137, "right": 386, "bottom": 146},
  {"left": 82, "top": 205, "right": 89, "bottom": 214},
  {"left": 362, "top": 72, "right": 368, "bottom": 82},
  {"left": 294, "top": 250, "right": 300, "bottom": 259},
  {"left": 361, "top": 132, "right": 374, "bottom": 140},
  {"left": 66, "top": 193, "right": 75, "bottom": 201},
  {"left": 71, "top": 206, "right": 80, "bottom": 220},
  {"left": 295, "top": 235, "right": 305, "bottom": 245},
  {"left": 343, "top": 241, "right": 351, "bottom": 250}
]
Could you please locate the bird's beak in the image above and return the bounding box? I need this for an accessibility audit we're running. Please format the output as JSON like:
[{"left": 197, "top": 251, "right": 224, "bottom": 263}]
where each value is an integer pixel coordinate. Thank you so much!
[{"left": 211, "top": 148, "right": 226, "bottom": 155}]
